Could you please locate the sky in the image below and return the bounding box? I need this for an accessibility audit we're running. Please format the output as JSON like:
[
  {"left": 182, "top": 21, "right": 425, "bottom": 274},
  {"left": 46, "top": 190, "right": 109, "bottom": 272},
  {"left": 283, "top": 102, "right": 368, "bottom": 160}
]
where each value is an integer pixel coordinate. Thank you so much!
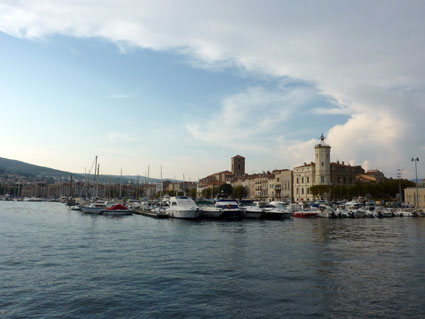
[{"left": 0, "top": 0, "right": 424, "bottom": 180}]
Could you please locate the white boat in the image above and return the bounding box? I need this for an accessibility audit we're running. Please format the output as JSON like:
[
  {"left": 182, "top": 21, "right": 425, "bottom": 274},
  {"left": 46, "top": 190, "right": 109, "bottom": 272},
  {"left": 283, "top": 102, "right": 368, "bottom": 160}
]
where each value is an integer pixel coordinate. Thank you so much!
[
  {"left": 317, "top": 204, "right": 336, "bottom": 218},
  {"left": 166, "top": 196, "right": 201, "bottom": 219},
  {"left": 239, "top": 200, "right": 263, "bottom": 218},
  {"left": 197, "top": 200, "right": 223, "bottom": 218},
  {"left": 264, "top": 201, "right": 292, "bottom": 219},
  {"left": 215, "top": 199, "right": 244, "bottom": 220},
  {"left": 81, "top": 200, "right": 109, "bottom": 214},
  {"left": 375, "top": 206, "right": 393, "bottom": 218}
]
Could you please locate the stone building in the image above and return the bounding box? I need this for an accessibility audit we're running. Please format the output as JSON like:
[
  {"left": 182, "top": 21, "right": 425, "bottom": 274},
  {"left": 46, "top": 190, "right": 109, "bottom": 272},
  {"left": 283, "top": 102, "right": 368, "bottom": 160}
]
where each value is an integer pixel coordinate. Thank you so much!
[
  {"left": 293, "top": 134, "right": 365, "bottom": 202},
  {"left": 231, "top": 155, "right": 245, "bottom": 177}
]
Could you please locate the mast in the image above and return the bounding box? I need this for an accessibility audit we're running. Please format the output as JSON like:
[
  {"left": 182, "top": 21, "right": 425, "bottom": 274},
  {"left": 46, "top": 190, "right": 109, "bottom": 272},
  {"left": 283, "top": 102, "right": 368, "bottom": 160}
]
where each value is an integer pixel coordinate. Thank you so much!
[
  {"left": 119, "top": 168, "right": 122, "bottom": 199},
  {"left": 94, "top": 156, "right": 98, "bottom": 199},
  {"left": 96, "top": 163, "right": 100, "bottom": 198}
]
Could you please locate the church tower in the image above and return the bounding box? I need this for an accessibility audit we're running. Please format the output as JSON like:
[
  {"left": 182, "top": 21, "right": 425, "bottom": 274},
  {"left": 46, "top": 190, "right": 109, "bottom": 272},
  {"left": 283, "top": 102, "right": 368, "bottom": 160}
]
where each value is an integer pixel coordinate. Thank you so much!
[
  {"left": 231, "top": 155, "right": 245, "bottom": 177},
  {"left": 314, "top": 133, "right": 331, "bottom": 185}
]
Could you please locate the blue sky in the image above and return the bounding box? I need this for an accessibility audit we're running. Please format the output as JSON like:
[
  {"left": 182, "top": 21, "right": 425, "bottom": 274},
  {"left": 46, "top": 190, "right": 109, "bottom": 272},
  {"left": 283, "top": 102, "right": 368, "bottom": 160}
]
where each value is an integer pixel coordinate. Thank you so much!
[{"left": 1, "top": 1, "right": 424, "bottom": 179}]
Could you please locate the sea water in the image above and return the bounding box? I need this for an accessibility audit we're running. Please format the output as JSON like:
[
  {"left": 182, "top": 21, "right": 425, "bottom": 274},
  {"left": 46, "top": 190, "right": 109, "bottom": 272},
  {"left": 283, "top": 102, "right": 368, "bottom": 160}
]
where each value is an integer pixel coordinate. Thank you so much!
[{"left": 1, "top": 202, "right": 424, "bottom": 318}]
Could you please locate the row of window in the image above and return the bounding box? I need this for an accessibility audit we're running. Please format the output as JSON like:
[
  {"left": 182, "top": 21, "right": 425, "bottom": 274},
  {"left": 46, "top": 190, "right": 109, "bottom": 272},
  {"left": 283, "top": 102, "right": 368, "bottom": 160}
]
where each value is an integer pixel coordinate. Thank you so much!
[
  {"left": 295, "top": 187, "right": 310, "bottom": 195},
  {"left": 296, "top": 177, "right": 310, "bottom": 184}
]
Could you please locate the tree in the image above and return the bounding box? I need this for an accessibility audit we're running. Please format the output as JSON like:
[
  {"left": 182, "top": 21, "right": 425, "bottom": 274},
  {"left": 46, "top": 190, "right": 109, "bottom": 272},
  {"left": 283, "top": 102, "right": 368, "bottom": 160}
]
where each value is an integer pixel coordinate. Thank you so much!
[
  {"left": 189, "top": 188, "right": 197, "bottom": 199},
  {"left": 232, "top": 185, "right": 248, "bottom": 200},
  {"left": 218, "top": 183, "right": 233, "bottom": 198},
  {"left": 201, "top": 187, "right": 212, "bottom": 198},
  {"left": 310, "top": 185, "right": 330, "bottom": 200}
]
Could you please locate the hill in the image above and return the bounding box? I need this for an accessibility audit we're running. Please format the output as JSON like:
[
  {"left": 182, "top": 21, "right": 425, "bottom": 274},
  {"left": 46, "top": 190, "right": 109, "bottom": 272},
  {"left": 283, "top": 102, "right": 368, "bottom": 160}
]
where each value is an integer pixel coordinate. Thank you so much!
[
  {"left": 0, "top": 157, "right": 71, "bottom": 178},
  {"left": 0, "top": 157, "right": 177, "bottom": 184}
]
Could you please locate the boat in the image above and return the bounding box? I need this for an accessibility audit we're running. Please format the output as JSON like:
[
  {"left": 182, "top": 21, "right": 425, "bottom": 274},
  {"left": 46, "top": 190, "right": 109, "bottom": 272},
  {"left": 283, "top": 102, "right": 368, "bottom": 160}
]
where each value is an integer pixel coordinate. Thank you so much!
[
  {"left": 375, "top": 206, "right": 393, "bottom": 218},
  {"left": 166, "top": 196, "right": 201, "bottom": 219},
  {"left": 292, "top": 203, "right": 319, "bottom": 218},
  {"left": 215, "top": 199, "right": 244, "bottom": 220},
  {"left": 317, "top": 204, "right": 336, "bottom": 218},
  {"left": 101, "top": 204, "right": 132, "bottom": 216},
  {"left": 81, "top": 200, "right": 109, "bottom": 214},
  {"left": 239, "top": 200, "right": 263, "bottom": 218},
  {"left": 197, "top": 200, "right": 223, "bottom": 218},
  {"left": 263, "top": 201, "right": 292, "bottom": 219}
]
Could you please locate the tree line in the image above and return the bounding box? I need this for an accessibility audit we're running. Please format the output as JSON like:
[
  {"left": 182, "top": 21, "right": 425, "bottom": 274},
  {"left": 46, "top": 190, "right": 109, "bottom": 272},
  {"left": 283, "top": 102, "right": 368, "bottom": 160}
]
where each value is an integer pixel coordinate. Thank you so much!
[{"left": 310, "top": 179, "right": 415, "bottom": 201}]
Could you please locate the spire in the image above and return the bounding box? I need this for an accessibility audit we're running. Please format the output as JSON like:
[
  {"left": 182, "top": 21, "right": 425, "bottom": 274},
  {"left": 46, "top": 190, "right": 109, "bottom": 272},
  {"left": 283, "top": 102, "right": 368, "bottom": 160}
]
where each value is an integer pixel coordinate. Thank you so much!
[{"left": 320, "top": 133, "right": 325, "bottom": 142}]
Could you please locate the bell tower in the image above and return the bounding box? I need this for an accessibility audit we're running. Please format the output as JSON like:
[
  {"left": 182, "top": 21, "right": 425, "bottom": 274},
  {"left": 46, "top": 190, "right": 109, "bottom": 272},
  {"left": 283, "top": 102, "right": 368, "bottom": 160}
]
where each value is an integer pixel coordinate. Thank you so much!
[
  {"left": 231, "top": 155, "right": 245, "bottom": 177},
  {"left": 314, "top": 133, "right": 331, "bottom": 185}
]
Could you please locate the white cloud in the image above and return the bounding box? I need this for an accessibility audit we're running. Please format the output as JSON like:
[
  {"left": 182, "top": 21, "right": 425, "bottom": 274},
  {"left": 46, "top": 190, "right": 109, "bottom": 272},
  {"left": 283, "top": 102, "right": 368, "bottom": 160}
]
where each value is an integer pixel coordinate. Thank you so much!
[{"left": 1, "top": 0, "right": 425, "bottom": 176}]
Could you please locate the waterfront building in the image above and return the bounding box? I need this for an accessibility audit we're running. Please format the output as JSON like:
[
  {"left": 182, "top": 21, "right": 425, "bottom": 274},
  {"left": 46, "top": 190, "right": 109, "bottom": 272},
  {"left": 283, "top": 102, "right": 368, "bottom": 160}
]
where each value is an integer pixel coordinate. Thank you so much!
[
  {"left": 404, "top": 187, "right": 425, "bottom": 209},
  {"left": 293, "top": 134, "right": 365, "bottom": 201},
  {"left": 272, "top": 169, "right": 293, "bottom": 201}
]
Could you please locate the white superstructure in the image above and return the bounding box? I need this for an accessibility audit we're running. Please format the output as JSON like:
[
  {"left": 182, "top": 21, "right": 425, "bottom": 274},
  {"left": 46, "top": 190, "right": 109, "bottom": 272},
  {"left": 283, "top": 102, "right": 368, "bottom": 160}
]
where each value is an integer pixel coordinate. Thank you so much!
[{"left": 166, "top": 196, "right": 201, "bottom": 219}]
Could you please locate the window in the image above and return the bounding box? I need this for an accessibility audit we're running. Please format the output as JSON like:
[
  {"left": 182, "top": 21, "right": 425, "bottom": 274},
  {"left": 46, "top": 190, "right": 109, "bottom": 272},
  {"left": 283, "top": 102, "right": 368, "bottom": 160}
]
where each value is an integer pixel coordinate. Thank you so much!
[
  {"left": 302, "top": 188, "right": 304, "bottom": 194},
  {"left": 321, "top": 176, "right": 325, "bottom": 183},
  {"left": 296, "top": 178, "right": 299, "bottom": 184},
  {"left": 296, "top": 188, "right": 299, "bottom": 194},
  {"left": 307, "top": 177, "right": 309, "bottom": 183},
  {"left": 321, "top": 162, "right": 324, "bottom": 167},
  {"left": 307, "top": 188, "right": 310, "bottom": 194},
  {"left": 302, "top": 177, "right": 304, "bottom": 183}
]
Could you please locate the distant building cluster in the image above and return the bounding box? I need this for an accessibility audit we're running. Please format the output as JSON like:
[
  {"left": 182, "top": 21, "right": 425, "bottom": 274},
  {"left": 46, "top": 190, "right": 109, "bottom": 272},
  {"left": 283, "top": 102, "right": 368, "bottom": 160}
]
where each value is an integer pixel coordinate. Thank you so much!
[{"left": 197, "top": 134, "right": 387, "bottom": 202}]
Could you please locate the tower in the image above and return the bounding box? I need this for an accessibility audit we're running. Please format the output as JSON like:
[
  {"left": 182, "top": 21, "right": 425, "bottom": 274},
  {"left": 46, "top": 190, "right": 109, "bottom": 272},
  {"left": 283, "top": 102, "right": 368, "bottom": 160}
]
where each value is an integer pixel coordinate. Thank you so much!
[
  {"left": 314, "top": 133, "right": 331, "bottom": 185},
  {"left": 231, "top": 155, "right": 245, "bottom": 177}
]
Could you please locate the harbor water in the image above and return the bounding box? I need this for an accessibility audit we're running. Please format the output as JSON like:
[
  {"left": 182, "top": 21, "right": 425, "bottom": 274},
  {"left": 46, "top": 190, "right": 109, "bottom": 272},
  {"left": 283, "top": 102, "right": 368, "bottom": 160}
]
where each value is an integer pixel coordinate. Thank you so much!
[{"left": 1, "top": 202, "right": 424, "bottom": 318}]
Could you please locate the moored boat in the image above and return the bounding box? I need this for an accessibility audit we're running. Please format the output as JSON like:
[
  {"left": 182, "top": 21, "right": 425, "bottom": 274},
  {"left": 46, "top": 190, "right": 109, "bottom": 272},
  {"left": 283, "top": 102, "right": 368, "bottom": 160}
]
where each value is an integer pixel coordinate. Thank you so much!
[
  {"left": 81, "top": 200, "right": 109, "bottom": 214},
  {"left": 166, "top": 196, "right": 201, "bottom": 219},
  {"left": 239, "top": 200, "right": 263, "bottom": 218},
  {"left": 197, "top": 200, "right": 223, "bottom": 218},
  {"left": 263, "top": 202, "right": 292, "bottom": 219},
  {"left": 215, "top": 199, "right": 244, "bottom": 220},
  {"left": 101, "top": 204, "right": 132, "bottom": 216}
]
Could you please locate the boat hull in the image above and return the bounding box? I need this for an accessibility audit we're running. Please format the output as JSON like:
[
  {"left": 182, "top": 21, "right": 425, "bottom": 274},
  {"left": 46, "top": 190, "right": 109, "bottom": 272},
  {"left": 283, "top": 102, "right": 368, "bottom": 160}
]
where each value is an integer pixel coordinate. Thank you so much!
[
  {"left": 221, "top": 209, "right": 244, "bottom": 220},
  {"left": 244, "top": 211, "right": 263, "bottom": 218},
  {"left": 101, "top": 210, "right": 132, "bottom": 216},
  {"left": 293, "top": 211, "right": 318, "bottom": 218},
  {"left": 167, "top": 209, "right": 201, "bottom": 219},
  {"left": 200, "top": 209, "right": 223, "bottom": 218},
  {"left": 81, "top": 207, "right": 103, "bottom": 214}
]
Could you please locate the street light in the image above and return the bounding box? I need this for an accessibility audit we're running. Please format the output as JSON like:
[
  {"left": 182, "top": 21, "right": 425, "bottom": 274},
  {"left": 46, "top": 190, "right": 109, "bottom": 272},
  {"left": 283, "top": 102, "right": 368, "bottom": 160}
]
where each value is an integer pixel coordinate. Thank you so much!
[
  {"left": 397, "top": 168, "right": 404, "bottom": 204},
  {"left": 411, "top": 158, "right": 419, "bottom": 209}
]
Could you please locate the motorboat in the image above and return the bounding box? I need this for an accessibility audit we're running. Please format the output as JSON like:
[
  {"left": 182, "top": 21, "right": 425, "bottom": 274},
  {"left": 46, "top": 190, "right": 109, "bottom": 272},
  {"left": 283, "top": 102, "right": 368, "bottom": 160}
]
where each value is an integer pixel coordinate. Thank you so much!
[
  {"left": 197, "top": 200, "right": 223, "bottom": 218},
  {"left": 317, "top": 204, "right": 336, "bottom": 218},
  {"left": 292, "top": 203, "right": 319, "bottom": 218},
  {"left": 215, "top": 199, "right": 244, "bottom": 220},
  {"left": 101, "top": 204, "right": 132, "bottom": 216},
  {"left": 263, "top": 201, "right": 292, "bottom": 219},
  {"left": 81, "top": 200, "right": 109, "bottom": 214},
  {"left": 166, "top": 196, "right": 201, "bottom": 219},
  {"left": 375, "top": 206, "right": 393, "bottom": 218},
  {"left": 239, "top": 200, "right": 263, "bottom": 218}
]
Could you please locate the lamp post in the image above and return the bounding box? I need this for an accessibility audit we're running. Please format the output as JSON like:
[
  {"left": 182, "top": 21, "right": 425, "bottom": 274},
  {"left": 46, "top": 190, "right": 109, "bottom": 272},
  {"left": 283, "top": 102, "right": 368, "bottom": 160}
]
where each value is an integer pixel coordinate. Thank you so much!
[
  {"left": 397, "top": 168, "right": 404, "bottom": 205},
  {"left": 411, "top": 158, "right": 419, "bottom": 209}
]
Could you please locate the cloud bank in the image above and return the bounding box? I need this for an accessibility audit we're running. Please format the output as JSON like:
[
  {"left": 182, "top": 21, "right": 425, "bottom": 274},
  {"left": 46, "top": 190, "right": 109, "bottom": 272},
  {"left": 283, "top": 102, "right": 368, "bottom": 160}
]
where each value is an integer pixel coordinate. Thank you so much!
[{"left": 1, "top": 0, "right": 425, "bottom": 177}]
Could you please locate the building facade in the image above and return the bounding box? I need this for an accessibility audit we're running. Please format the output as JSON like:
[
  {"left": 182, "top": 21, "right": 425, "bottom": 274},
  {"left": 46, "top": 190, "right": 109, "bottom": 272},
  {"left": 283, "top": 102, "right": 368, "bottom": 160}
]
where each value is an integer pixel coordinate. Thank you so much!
[{"left": 293, "top": 134, "right": 365, "bottom": 202}]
